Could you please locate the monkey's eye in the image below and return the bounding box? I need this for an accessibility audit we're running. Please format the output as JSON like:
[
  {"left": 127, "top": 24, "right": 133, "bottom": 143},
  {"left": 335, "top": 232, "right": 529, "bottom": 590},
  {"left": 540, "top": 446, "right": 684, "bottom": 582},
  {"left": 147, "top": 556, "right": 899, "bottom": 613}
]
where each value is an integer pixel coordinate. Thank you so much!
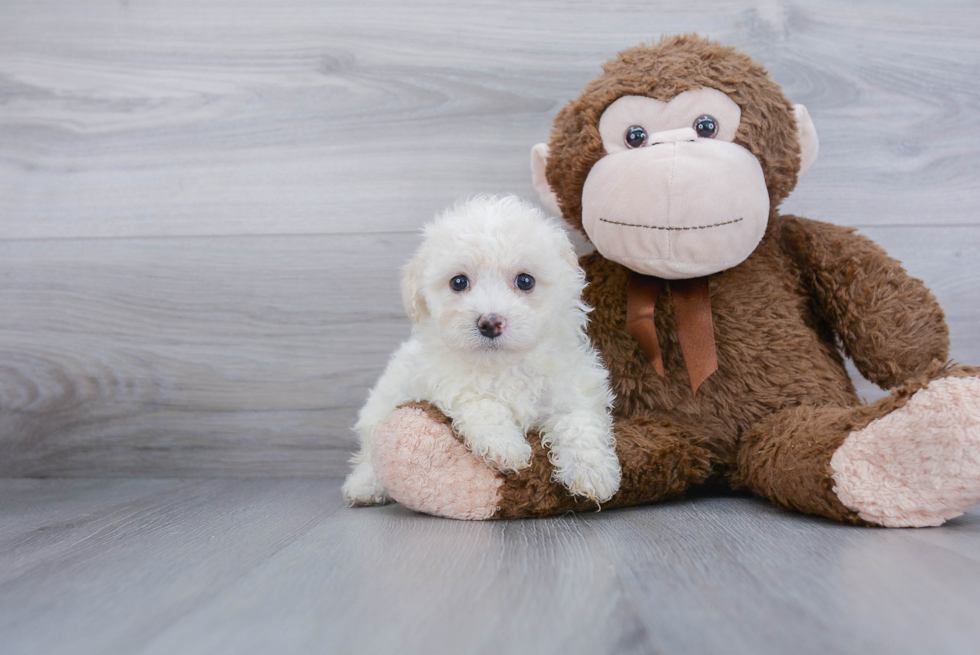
[
  {"left": 694, "top": 115, "right": 719, "bottom": 138},
  {"left": 624, "top": 125, "right": 647, "bottom": 148},
  {"left": 515, "top": 273, "right": 535, "bottom": 291},
  {"left": 449, "top": 275, "right": 469, "bottom": 292}
]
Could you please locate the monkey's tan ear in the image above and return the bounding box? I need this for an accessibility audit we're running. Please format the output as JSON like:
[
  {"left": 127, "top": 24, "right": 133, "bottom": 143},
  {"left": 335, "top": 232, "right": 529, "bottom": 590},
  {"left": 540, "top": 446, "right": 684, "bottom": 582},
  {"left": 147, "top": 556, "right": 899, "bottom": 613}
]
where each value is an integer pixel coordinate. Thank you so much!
[
  {"left": 530, "top": 143, "right": 562, "bottom": 217},
  {"left": 400, "top": 255, "right": 428, "bottom": 323},
  {"left": 794, "top": 104, "right": 819, "bottom": 179}
]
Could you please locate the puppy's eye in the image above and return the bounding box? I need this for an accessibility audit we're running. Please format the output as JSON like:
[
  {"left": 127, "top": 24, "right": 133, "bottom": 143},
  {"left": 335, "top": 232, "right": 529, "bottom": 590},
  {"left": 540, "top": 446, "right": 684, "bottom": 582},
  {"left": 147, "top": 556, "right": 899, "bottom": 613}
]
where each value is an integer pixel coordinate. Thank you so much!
[
  {"left": 515, "top": 273, "right": 535, "bottom": 291},
  {"left": 625, "top": 125, "right": 647, "bottom": 148},
  {"left": 694, "top": 114, "right": 718, "bottom": 138},
  {"left": 449, "top": 275, "right": 469, "bottom": 292}
]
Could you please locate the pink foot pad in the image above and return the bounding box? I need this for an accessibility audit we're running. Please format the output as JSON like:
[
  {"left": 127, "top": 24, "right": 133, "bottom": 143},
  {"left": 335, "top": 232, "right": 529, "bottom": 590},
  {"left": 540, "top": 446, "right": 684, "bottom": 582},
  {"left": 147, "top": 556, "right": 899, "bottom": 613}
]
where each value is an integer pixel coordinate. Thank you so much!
[
  {"left": 371, "top": 406, "right": 503, "bottom": 520},
  {"left": 831, "top": 376, "right": 980, "bottom": 527}
]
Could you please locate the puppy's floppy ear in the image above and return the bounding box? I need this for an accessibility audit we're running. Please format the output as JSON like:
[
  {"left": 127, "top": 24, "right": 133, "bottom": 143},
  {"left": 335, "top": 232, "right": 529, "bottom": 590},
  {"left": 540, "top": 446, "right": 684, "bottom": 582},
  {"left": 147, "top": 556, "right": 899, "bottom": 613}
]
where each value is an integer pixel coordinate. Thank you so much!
[
  {"left": 400, "top": 254, "right": 428, "bottom": 323},
  {"left": 560, "top": 238, "right": 580, "bottom": 269},
  {"left": 552, "top": 227, "right": 583, "bottom": 278}
]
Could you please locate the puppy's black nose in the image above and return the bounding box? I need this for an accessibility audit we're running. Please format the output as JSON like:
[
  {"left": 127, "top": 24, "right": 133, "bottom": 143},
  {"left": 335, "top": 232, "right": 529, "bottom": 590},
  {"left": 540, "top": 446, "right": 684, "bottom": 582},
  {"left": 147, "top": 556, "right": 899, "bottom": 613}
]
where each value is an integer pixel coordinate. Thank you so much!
[{"left": 477, "top": 314, "right": 506, "bottom": 339}]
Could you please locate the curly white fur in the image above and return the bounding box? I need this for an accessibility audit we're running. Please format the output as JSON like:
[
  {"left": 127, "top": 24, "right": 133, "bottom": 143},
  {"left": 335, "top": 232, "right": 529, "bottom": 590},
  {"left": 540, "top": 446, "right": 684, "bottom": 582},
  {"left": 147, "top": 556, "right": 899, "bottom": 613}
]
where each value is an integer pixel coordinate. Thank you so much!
[{"left": 342, "top": 196, "right": 621, "bottom": 507}]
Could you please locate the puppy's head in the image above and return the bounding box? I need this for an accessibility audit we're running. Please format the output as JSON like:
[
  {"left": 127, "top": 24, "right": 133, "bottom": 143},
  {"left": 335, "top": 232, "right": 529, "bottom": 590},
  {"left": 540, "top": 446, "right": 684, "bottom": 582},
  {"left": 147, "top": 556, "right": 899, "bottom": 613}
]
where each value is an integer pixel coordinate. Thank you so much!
[{"left": 402, "top": 196, "right": 586, "bottom": 357}]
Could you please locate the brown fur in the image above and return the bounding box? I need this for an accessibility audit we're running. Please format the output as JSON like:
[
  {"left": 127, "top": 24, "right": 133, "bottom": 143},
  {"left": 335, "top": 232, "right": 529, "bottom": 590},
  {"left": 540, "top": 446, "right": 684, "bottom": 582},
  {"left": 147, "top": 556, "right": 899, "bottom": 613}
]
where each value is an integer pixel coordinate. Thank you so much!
[
  {"left": 400, "top": 400, "right": 715, "bottom": 519},
  {"left": 499, "top": 35, "right": 952, "bottom": 523},
  {"left": 388, "top": 37, "right": 958, "bottom": 525},
  {"left": 734, "top": 362, "right": 979, "bottom": 523},
  {"left": 555, "top": 215, "right": 950, "bottom": 523},
  {"left": 778, "top": 217, "right": 949, "bottom": 388},
  {"left": 546, "top": 35, "right": 802, "bottom": 233},
  {"left": 495, "top": 416, "right": 714, "bottom": 519}
]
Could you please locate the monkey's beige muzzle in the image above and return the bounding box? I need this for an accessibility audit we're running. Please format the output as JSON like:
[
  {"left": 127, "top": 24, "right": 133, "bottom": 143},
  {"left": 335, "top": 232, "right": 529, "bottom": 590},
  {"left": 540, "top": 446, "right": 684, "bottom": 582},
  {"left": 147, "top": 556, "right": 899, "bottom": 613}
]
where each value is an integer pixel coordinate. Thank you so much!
[{"left": 581, "top": 129, "right": 770, "bottom": 280}]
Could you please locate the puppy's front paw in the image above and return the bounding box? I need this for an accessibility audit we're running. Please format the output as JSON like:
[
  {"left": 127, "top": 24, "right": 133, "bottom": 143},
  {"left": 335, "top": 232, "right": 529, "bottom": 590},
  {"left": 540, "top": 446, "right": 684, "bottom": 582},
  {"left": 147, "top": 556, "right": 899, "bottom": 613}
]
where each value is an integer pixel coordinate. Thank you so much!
[
  {"left": 550, "top": 437, "right": 622, "bottom": 503},
  {"left": 465, "top": 424, "right": 532, "bottom": 473},
  {"left": 342, "top": 461, "right": 392, "bottom": 507}
]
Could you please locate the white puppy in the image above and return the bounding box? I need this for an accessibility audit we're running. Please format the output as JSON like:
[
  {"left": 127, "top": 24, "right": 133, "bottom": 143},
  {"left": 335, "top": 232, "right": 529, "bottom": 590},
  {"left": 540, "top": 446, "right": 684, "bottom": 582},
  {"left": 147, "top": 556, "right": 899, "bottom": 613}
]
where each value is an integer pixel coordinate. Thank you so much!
[{"left": 342, "top": 196, "right": 621, "bottom": 507}]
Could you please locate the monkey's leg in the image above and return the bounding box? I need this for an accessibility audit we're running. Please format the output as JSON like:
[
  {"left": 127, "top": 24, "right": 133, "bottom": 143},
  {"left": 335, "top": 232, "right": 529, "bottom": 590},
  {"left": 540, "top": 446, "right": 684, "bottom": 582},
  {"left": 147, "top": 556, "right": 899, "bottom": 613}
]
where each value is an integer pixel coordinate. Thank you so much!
[
  {"left": 735, "top": 365, "right": 980, "bottom": 527},
  {"left": 370, "top": 402, "right": 713, "bottom": 520}
]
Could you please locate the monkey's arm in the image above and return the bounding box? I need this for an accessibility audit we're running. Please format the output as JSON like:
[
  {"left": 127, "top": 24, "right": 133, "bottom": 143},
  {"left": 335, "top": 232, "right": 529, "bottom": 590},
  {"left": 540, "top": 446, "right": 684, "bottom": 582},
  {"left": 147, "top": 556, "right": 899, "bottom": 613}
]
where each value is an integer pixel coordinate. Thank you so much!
[{"left": 777, "top": 215, "right": 949, "bottom": 389}]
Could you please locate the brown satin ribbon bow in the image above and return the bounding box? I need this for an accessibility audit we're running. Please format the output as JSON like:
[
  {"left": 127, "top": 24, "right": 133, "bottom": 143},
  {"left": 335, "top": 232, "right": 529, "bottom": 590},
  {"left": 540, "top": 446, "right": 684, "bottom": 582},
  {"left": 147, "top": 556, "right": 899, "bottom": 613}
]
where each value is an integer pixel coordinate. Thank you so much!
[{"left": 626, "top": 273, "right": 718, "bottom": 394}]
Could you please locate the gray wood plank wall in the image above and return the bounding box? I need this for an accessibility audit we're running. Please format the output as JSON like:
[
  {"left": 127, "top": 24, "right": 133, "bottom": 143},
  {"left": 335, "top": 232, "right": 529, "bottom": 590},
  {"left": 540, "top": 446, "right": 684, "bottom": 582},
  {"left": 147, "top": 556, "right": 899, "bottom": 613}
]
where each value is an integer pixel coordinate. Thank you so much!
[{"left": 1, "top": 0, "right": 978, "bottom": 477}]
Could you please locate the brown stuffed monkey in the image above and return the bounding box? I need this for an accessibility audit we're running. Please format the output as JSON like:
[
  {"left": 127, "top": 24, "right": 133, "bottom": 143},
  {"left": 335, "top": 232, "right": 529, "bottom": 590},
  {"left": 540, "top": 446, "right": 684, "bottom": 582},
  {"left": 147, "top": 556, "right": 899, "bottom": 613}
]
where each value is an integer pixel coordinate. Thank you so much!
[{"left": 364, "top": 35, "right": 980, "bottom": 527}]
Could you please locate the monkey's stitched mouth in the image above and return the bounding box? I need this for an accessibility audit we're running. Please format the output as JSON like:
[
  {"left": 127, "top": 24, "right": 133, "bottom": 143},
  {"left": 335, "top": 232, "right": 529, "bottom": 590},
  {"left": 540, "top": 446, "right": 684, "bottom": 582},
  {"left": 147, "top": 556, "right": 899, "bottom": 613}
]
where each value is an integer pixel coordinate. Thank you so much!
[{"left": 599, "top": 217, "right": 744, "bottom": 231}]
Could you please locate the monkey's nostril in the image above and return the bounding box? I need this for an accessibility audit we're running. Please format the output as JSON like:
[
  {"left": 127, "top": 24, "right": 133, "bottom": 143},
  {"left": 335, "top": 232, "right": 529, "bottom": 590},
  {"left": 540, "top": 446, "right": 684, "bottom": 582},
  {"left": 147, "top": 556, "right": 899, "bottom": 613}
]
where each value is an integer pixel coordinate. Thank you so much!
[{"left": 477, "top": 314, "right": 506, "bottom": 339}]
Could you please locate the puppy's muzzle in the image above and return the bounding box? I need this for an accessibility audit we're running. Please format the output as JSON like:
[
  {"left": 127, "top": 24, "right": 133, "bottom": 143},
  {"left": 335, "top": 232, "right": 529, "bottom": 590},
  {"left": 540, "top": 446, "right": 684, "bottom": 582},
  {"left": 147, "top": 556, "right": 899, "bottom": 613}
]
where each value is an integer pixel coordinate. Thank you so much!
[{"left": 477, "top": 314, "right": 506, "bottom": 339}]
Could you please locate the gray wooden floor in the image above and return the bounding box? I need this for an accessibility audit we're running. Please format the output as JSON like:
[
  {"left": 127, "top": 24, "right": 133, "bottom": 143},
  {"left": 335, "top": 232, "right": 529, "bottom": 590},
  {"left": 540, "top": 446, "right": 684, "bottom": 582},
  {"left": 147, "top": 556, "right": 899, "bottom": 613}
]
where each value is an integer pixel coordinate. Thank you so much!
[{"left": 1, "top": 477, "right": 979, "bottom": 655}]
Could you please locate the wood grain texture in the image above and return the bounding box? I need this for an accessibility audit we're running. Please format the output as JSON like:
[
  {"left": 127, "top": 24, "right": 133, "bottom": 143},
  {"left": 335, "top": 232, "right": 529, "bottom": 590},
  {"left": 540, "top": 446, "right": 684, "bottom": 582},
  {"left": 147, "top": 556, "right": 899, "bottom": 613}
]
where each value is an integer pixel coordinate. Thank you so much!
[
  {"left": 0, "top": 0, "right": 978, "bottom": 239},
  {"left": 0, "top": 233, "right": 410, "bottom": 476},
  {"left": 0, "top": 0, "right": 978, "bottom": 475},
  {"left": 1, "top": 478, "right": 979, "bottom": 655},
  {"left": 0, "top": 479, "right": 341, "bottom": 655},
  {"left": 0, "top": 226, "right": 976, "bottom": 476}
]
